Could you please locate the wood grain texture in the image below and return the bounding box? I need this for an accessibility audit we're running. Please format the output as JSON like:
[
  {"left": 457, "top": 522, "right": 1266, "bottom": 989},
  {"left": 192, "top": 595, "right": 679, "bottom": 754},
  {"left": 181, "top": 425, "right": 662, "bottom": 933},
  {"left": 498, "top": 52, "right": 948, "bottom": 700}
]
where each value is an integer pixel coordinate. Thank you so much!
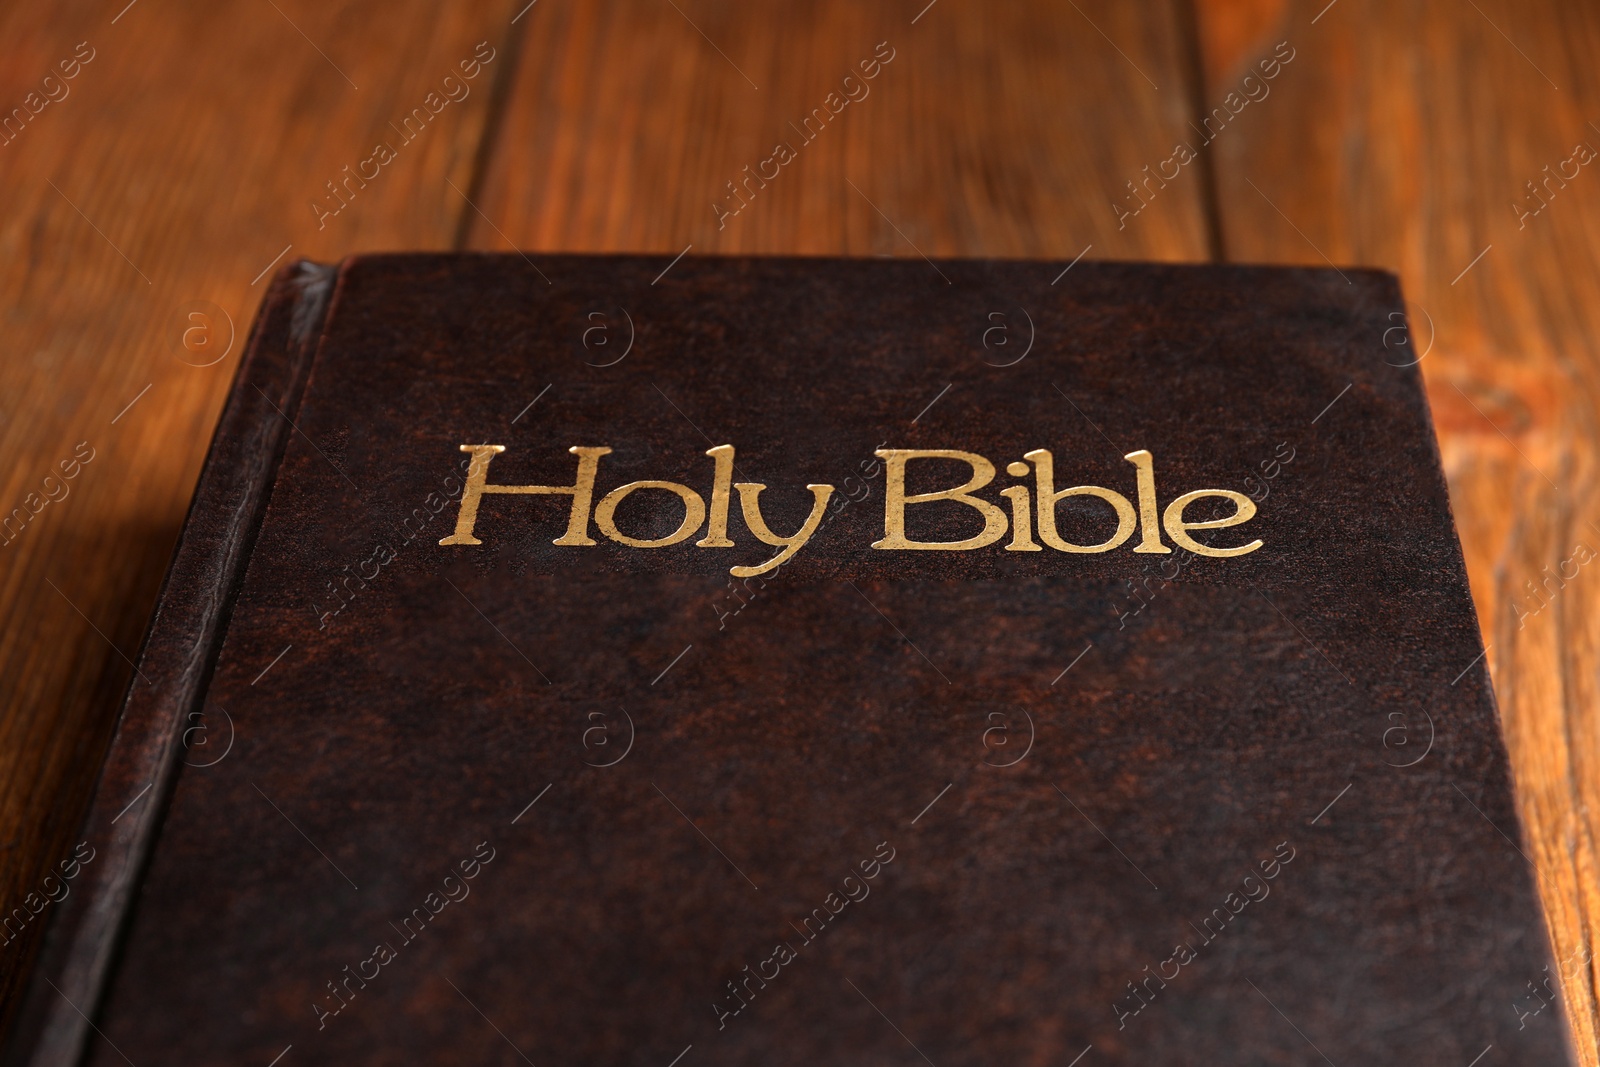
[
  {"left": 469, "top": 0, "right": 1207, "bottom": 260},
  {"left": 0, "top": 0, "right": 518, "bottom": 1028},
  {"left": 1191, "top": 0, "right": 1600, "bottom": 1062}
]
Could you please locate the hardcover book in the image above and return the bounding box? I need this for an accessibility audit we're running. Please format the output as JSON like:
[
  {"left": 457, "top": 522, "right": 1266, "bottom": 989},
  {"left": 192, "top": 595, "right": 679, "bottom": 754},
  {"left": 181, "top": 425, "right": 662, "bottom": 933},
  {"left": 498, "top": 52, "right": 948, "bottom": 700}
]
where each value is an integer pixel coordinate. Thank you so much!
[{"left": 7, "top": 254, "right": 1571, "bottom": 1066}]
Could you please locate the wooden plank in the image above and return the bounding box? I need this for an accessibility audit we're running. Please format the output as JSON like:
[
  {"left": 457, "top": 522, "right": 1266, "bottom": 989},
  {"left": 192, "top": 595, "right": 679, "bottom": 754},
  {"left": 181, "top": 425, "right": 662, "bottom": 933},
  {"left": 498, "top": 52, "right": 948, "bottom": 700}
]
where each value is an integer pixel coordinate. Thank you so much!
[
  {"left": 1193, "top": 1, "right": 1600, "bottom": 1062},
  {"left": 0, "top": 0, "right": 519, "bottom": 1025},
  {"left": 468, "top": 0, "right": 1209, "bottom": 260}
]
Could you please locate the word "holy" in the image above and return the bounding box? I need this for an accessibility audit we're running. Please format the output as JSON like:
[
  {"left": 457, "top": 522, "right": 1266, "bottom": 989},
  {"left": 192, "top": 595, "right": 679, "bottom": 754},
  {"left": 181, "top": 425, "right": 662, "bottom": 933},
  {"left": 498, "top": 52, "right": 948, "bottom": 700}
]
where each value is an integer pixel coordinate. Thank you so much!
[{"left": 440, "top": 445, "right": 1263, "bottom": 576}]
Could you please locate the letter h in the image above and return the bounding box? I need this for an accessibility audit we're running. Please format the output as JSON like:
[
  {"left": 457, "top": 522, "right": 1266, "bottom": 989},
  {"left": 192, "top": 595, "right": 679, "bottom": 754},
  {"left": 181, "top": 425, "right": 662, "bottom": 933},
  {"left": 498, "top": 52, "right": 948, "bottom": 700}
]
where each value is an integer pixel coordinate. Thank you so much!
[{"left": 440, "top": 445, "right": 612, "bottom": 546}]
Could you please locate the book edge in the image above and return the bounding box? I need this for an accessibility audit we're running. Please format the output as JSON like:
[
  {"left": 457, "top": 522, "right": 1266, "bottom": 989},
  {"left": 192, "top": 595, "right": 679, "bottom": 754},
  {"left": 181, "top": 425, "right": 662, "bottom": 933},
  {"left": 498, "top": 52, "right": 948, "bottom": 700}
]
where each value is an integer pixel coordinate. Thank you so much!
[
  {"left": 1388, "top": 282, "right": 1580, "bottom": 1065},
  {"left": 1, "top": 259, "right": 343, "bottom": 1067}
]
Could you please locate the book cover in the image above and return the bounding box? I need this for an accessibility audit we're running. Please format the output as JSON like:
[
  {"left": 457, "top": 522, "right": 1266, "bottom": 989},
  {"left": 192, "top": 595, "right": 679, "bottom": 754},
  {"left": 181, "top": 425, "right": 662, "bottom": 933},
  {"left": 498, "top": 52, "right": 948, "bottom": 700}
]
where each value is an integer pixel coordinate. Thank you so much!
[{"left": 8, "top": 254, "right": 1570, "bottom": 1066}]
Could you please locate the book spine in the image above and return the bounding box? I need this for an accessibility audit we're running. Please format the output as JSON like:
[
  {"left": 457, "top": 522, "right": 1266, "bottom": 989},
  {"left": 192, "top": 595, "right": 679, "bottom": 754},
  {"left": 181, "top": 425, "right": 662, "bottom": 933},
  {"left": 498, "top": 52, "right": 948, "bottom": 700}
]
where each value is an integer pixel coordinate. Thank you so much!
[{"left": 1, "top": 260, "right": 343, "bottom": 1067}]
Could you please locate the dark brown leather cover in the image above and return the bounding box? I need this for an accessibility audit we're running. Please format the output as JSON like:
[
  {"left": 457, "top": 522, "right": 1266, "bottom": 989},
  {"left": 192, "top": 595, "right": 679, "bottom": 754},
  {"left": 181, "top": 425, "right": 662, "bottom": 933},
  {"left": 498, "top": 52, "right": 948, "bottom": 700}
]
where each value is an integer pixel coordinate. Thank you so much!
[{"left": 9, "top": 254, "right": 1573, "bottom": 1066}]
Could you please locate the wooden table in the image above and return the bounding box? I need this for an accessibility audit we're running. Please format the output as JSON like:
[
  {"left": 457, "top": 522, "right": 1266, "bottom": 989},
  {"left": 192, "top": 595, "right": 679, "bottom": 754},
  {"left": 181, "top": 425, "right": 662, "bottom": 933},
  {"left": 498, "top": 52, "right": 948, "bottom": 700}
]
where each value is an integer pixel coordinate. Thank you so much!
[{"left": 3, "top": 0, "right": 1596, "bottom": 1058}]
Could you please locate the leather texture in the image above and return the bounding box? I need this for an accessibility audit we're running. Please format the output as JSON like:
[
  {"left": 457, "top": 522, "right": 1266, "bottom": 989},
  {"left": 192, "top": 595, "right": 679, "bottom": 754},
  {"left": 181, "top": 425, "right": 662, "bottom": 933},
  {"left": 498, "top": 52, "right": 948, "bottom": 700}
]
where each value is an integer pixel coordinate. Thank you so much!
[{"left": 54, "top": 255, "right": 1570, "bottom": 1065}]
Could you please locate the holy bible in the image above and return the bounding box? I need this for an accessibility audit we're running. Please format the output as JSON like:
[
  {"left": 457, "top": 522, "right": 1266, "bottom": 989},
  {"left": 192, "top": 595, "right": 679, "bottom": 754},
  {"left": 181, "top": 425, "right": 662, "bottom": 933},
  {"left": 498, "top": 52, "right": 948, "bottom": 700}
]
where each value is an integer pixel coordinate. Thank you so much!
[{"left": 7, "top": 254, "right": 1572, "bottom": 1066}]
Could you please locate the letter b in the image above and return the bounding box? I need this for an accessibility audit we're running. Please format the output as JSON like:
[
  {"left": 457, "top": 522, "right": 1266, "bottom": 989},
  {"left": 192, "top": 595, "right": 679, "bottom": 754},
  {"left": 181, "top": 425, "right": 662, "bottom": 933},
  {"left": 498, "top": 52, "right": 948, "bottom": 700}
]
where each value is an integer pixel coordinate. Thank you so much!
[
  {"left": 872, "top": 450, "right": 1007, "bottom": 551},
  {"left": 1024, "top": 449, "right": 1136, "bottom": 553}
]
